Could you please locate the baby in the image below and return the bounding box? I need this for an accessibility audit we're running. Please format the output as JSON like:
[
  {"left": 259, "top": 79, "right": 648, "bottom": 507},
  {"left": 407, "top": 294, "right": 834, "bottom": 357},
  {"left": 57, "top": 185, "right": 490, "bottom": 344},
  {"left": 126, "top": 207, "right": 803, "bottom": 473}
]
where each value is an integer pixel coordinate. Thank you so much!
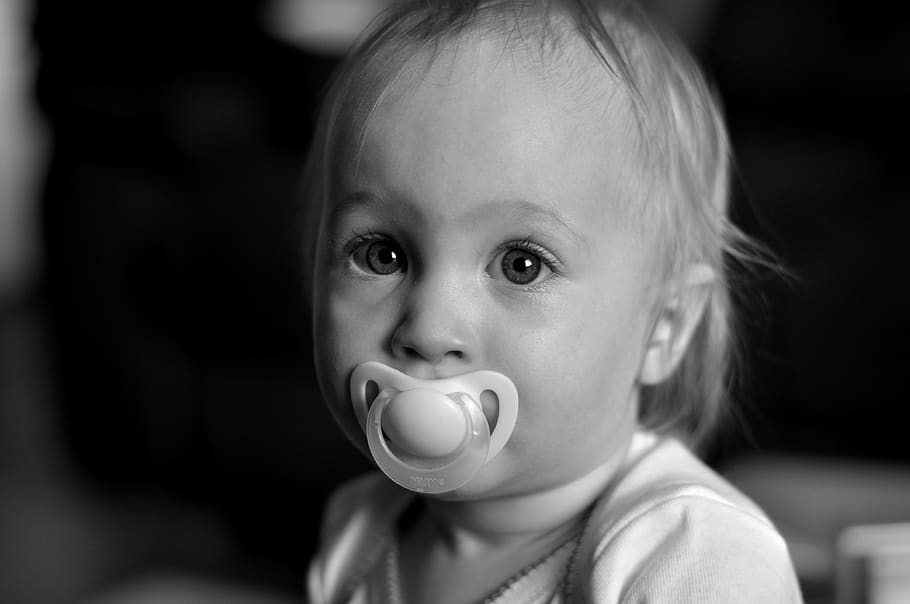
[{"left": 304, "top": 1, "right": 803, "bottom": 602}]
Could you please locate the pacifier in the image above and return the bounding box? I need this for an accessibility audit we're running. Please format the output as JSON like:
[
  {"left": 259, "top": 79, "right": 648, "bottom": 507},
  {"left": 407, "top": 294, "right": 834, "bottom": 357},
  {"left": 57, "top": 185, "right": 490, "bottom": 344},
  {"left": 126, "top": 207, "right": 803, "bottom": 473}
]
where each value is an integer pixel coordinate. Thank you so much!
[{"left": 350, "top": 361, "right": 519, "bottom": 494}]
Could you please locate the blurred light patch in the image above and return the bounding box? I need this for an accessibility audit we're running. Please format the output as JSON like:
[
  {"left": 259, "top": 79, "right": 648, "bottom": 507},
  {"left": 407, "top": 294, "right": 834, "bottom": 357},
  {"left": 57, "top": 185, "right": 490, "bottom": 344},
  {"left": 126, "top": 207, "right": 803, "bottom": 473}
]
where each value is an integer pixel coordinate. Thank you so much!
[
  {"left": 837, "top": 523, "right": 910, "bottom": 604},
  {"left": 83, "top": 573, "right": 299, "bottom": 604},
  {"left": 263, "top": 0, "right": 395, "bottom": 54},
  {"left": 0, "top": 0, "right": 45, "bottom": 297}
]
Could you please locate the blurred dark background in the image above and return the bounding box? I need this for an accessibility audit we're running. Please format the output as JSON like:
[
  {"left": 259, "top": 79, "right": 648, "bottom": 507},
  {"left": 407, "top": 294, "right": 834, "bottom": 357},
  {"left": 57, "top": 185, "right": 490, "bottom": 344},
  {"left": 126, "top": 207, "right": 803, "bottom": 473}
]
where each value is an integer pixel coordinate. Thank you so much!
[{"left": 0, "top": 0, "right": 907, "bottom": 602}]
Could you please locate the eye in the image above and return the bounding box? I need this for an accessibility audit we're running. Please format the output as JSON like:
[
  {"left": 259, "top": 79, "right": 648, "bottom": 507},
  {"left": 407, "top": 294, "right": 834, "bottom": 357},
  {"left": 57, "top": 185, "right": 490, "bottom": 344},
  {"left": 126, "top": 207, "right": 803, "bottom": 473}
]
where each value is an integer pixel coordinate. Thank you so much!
[
  {"left": 501, "top": 249, "right": 541, "bottom": 284},
  {"left": 351, "top": 238, "right": 408, "bottom": 275},
  {"left": 487, "top": 242, "right": 555, "bottom": 286}
]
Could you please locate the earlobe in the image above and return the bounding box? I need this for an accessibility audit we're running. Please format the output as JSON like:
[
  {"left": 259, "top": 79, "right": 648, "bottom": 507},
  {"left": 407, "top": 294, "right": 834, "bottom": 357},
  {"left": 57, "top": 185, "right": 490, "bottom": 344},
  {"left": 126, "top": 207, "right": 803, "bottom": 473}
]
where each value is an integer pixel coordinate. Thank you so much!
[{"left": 639, "top": 264, "right": 715, "bottom": 386}]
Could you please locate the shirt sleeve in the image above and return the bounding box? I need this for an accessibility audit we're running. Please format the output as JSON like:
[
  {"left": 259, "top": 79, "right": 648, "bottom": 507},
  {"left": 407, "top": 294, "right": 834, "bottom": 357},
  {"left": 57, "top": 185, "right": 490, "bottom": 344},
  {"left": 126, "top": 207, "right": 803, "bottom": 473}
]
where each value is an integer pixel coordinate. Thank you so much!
[
  {"left": 308, "top": 474, "right": 381, "bottom": 604},
  {"left": 308, "top": 473, "right": 410, "bottom": 604},
  {"left": 588, "top": 492, "right": 804, "bottom": 604}
]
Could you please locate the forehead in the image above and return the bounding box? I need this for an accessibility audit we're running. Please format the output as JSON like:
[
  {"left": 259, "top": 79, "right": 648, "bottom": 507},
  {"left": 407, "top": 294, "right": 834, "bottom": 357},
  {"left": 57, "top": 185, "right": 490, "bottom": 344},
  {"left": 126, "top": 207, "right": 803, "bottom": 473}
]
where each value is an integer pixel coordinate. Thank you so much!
[{"left": 330, "top": 36, "right": 643, "bottom": 224}]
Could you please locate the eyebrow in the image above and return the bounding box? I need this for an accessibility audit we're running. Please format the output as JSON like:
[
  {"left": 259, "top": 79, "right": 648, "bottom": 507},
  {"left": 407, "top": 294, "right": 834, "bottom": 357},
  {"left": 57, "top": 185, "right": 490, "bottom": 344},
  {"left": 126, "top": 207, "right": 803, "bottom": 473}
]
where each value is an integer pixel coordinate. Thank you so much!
[
  {"left": 328, "top": 191, "right": 419, "bottom": 229},
  {"left": 330, "top": 192, "right": 590, "bottom": 247},
  {"left": 475, "top": 199, "right": 590, "bottom": 247}
]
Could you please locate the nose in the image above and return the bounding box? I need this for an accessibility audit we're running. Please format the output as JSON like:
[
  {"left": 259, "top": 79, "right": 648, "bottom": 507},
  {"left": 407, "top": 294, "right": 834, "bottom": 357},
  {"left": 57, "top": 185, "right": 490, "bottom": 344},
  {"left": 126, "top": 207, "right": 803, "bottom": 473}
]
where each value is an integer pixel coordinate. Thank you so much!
[{"left": 390, "top": 275, "right": 475, "bottom": 368}]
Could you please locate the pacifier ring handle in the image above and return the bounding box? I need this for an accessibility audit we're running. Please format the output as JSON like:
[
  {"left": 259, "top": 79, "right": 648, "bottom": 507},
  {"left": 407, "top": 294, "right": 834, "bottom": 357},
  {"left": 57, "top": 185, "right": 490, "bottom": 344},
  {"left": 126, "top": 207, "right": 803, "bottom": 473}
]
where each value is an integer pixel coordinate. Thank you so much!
[{"left": 367, "top": 391, "right": 489, "bottom": 493}]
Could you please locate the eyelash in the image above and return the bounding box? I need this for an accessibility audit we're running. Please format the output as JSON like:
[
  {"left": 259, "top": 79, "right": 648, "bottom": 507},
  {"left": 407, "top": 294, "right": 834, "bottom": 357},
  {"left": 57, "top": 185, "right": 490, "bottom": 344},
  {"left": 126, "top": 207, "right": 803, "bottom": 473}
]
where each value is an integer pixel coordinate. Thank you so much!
[
  {"left": 492, "top": 238, "right": 562, "bottom": 291},
  {"left": 343, "top": 228, "right": 380, "bottom": 252},
  {"left": 498, "top": 238, "right": 560, "bottom": 269},
  {"left": 339, "top": 230, "right": 562, "bottom": 287},
  {"left": 340, "top": 229, "right": 400, "bottom": 275}
]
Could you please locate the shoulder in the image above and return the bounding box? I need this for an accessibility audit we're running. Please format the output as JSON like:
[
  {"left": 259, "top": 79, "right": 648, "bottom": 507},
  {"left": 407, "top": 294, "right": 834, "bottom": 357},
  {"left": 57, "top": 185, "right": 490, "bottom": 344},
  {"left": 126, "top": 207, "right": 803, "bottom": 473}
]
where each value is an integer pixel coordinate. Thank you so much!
[
  {"left": 575, "top": 432, "right": 804, "bottom": 604},
  {"left": 309, "top": 472, "right": 414, "bottom": 604}
]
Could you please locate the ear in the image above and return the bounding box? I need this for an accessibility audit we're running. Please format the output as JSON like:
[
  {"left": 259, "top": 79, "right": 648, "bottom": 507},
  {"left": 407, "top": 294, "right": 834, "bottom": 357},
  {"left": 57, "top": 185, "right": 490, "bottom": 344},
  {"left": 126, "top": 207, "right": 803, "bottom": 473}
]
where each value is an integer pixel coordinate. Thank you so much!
[{"left": 639, "top": 264, "right": 715, "bottom": 386}]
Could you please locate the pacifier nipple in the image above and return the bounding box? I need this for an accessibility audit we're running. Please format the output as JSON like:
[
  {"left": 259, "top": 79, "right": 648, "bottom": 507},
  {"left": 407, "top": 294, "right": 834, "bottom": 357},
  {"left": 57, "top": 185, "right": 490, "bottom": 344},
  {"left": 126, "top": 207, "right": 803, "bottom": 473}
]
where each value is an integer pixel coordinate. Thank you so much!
[{"left": 381, "top": 389, "right": 467, "bottom": 458}]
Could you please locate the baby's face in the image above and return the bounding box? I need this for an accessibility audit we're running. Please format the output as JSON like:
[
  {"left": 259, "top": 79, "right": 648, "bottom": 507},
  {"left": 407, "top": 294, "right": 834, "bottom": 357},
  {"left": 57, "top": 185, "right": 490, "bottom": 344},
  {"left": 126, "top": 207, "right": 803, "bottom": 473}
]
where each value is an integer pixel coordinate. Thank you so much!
[{"left": 313, "top": 41, "right": 658, "bottom": 499}]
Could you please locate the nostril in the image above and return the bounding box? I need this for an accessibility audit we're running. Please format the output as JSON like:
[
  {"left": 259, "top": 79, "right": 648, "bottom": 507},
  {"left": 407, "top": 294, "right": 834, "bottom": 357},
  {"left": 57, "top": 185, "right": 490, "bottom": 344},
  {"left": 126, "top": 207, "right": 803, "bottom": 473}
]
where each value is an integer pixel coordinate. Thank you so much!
[
  {"left": 390, "top": 305, "right": 471, "bottom": 365},
  {"left": 402, "top": 346, "right": 422, "bottom": 361},
  {"left": 401, "top": 346, "right": 465, "bottom": 363}
]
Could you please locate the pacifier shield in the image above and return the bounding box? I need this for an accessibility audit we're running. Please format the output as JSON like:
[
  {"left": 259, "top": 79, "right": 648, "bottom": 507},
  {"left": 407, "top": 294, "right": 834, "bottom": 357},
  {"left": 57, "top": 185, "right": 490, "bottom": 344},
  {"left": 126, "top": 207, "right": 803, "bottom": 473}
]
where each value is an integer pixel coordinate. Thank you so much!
[{"left": 350, "top": 361, "right": 519, "bottom": 494}]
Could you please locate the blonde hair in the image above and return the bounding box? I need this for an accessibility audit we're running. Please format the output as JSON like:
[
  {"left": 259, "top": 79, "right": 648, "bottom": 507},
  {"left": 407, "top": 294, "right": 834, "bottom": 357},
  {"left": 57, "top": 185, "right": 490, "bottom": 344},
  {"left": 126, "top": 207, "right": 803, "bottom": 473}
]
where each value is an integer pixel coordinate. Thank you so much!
[{"left": 302, "top": 0, "right": 766, "bottom": 452}]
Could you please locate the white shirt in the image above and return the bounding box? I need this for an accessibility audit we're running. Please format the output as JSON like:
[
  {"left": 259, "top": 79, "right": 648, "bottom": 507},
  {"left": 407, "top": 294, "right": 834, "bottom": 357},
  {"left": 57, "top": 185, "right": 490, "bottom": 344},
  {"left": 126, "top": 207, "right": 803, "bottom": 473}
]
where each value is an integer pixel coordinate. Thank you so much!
[{"left": 308, "top": 431, "right": 804, "bottom": 603}]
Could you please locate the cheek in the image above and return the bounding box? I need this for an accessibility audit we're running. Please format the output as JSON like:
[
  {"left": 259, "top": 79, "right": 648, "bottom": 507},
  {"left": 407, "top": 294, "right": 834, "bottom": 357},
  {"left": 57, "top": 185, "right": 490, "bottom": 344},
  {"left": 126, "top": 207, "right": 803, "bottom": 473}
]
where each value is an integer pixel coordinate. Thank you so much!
[
  {"left": 314, "top": 278, "right": 404, "bottom": 401},
  {"left": 503, "top": 287, "right": 645, "bottom": 384},
  {"left": 491, "top": 285, "right": 648, "bottom": 441},
  {"left": 313, "top": 287, "right": 381, "bottom": 451},
  {"left": 316, "top": 288, "right": 374, "bottom": 377}
]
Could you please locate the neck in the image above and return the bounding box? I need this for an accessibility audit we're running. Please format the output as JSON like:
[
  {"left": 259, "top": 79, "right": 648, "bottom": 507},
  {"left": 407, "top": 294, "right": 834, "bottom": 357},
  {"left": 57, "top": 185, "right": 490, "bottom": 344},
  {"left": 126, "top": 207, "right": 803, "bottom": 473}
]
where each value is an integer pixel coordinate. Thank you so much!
[{"left": 422, "top": 436, "right": 634, "bottom": 553}]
